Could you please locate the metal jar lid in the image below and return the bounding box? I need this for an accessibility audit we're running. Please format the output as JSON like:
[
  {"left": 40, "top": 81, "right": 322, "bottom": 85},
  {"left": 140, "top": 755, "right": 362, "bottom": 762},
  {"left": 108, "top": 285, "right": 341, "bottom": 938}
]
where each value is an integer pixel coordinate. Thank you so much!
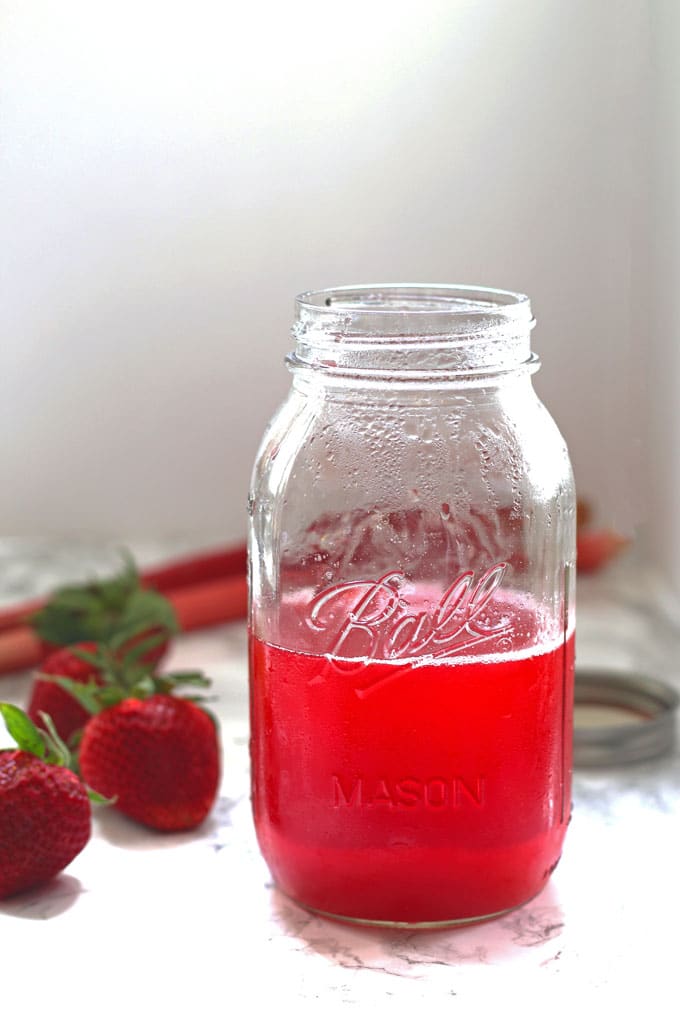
[{"left": 574, "top": 668, "right": 679, "bottom": 766}]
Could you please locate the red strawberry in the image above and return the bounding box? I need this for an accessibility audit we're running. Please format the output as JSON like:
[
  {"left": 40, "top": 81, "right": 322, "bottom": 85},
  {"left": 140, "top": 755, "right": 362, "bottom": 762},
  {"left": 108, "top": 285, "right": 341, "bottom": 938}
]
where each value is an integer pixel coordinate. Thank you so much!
[
  {"left": 79, "top": 694, "right": 220, "bottom": 832},
  {"left": 0, "top": 705, "right": 92, "bottom": 899},
  {"left": 28, "top": 642, "right": 102, "bottom": 743}
]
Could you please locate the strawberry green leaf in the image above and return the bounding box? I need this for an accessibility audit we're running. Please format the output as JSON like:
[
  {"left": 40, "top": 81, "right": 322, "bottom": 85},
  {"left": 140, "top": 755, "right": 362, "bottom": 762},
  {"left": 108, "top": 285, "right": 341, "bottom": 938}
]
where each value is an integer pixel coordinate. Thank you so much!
[
  {"left": 151, "top": 672, "right": 213, "bottom": 696},
  {"left": 111, "top": 589, "right": 178, "bottom": 641},
  {"left": 0, "top": 703, "right": 72, "bottom": 767},
  {"left": 67, "top": 726, "right": 86, "bottom": 751},
  {"left": 85, "top": 785, "right": 117, "bottom": 806},
  {"left": 37, "top": 711, "right": 71, "bottom": 767},
  {"left": 47, "top": 676, "right": 104, "bottom": 716},
  {"left": 71, "top": 647, "right": 109, "bottom": 669},
  {"left": 30, "top": 552, "right": 178, "bottom": 647},
  {"left": 116, "top": 629, "right": 168, "bottom": 667},
  {"left": 98, "top": 688, "right": 127, "bottom": 707},
  {"left": 157, "top": 672, "right": 212, "bottom": 691},
  {"left": 0, "top": 703, "right": 47, "bottom": 757},
  {"left": 162, "top": 671, "right": 212, "bottom": 685},
  {"left": 131, "top": 676, "right": 156, "bottom": 699},
  {"left": 49, "top": 591, "right": 101, "bottom": 611}
]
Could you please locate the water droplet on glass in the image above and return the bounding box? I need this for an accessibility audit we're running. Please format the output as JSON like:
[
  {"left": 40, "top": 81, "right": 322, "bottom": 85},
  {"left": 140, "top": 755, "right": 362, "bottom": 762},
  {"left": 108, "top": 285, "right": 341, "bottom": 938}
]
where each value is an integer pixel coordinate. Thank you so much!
[{"left": 403, "top": 415, "right": 420, "bottom": 440}]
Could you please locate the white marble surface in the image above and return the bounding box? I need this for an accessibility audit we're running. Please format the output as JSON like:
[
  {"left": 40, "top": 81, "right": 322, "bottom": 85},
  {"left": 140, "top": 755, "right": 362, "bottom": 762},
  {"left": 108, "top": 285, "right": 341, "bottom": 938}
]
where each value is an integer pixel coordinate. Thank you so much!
[{"left": 1, "top": 543, "right": 679, "bottom": 1016}]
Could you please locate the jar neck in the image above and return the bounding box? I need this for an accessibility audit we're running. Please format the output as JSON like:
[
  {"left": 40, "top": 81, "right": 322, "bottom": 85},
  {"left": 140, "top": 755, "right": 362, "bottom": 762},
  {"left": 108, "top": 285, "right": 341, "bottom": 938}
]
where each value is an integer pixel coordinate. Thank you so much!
[{"left": 288, "top": 284, "right": 538, "bottom": 386}]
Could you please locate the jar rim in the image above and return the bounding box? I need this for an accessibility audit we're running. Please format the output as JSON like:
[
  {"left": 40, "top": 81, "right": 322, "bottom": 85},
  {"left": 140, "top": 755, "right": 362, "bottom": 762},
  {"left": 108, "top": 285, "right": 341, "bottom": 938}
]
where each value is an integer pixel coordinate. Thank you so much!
[
  {"left": 296, "top": 284, "right": 532, "bottom": 328},
  {"left": 290, "top": 284, "right": 536, "bottom": 383}
]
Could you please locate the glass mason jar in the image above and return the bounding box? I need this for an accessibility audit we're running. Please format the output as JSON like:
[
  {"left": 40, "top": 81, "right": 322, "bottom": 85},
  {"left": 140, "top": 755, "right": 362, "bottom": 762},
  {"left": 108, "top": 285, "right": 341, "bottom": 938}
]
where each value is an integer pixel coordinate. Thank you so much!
[{"left": 248, "top": 285, "right": 576, "bottom": 928}]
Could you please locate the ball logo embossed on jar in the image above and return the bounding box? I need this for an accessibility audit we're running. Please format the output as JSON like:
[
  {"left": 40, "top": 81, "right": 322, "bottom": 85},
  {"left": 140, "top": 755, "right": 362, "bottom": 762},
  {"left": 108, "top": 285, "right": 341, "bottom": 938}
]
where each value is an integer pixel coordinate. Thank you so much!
[{"left": 306, "top": 563, "right": 512, "bottom": 694}]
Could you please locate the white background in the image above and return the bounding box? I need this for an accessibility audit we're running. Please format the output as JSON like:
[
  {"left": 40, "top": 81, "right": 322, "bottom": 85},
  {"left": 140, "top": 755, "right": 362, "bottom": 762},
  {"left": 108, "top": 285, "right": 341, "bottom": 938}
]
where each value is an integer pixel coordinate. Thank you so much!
[{"left": 0, "top": 2, "right": 670, "bottom": 563}]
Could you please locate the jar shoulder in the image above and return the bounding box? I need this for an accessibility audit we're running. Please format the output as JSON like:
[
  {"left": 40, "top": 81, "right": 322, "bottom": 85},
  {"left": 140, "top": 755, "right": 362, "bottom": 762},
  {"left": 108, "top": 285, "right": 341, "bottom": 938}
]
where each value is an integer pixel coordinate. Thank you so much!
[
  {"left": 249, "top": 389, "right": 318, "bottom": 498},
  {"left": 252, "top": 384, "right": 573, "bottom": 503}
]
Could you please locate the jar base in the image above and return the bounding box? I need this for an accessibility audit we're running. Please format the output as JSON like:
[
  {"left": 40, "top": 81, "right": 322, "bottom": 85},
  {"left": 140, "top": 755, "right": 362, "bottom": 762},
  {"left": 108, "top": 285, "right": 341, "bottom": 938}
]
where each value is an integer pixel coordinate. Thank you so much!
[{"left": 282, "top": 886, "right": 545, "bottom": 931}]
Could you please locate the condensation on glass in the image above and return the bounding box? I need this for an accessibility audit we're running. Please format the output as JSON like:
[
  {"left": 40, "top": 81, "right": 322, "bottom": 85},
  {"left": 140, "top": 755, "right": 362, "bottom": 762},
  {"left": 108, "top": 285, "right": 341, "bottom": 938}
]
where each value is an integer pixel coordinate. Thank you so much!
[{"left": 248, "top": 285, "right": 576, "bottom": 928}]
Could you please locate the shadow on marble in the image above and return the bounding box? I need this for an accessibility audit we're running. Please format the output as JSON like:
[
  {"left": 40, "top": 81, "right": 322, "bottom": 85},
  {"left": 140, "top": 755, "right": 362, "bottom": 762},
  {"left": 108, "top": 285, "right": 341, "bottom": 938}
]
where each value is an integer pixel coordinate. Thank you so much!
[
  {"left": 0, "top": 874, "right": 84, "bottom": 920},
  {"left": 267, "top": 879, "right": 565, "bottom": 973},
  {"left": 91, "top": 793, "right": 244, "bottom": 850},
  {"left": 573, "top": 752, "right": 680, "bottom": 819}
]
